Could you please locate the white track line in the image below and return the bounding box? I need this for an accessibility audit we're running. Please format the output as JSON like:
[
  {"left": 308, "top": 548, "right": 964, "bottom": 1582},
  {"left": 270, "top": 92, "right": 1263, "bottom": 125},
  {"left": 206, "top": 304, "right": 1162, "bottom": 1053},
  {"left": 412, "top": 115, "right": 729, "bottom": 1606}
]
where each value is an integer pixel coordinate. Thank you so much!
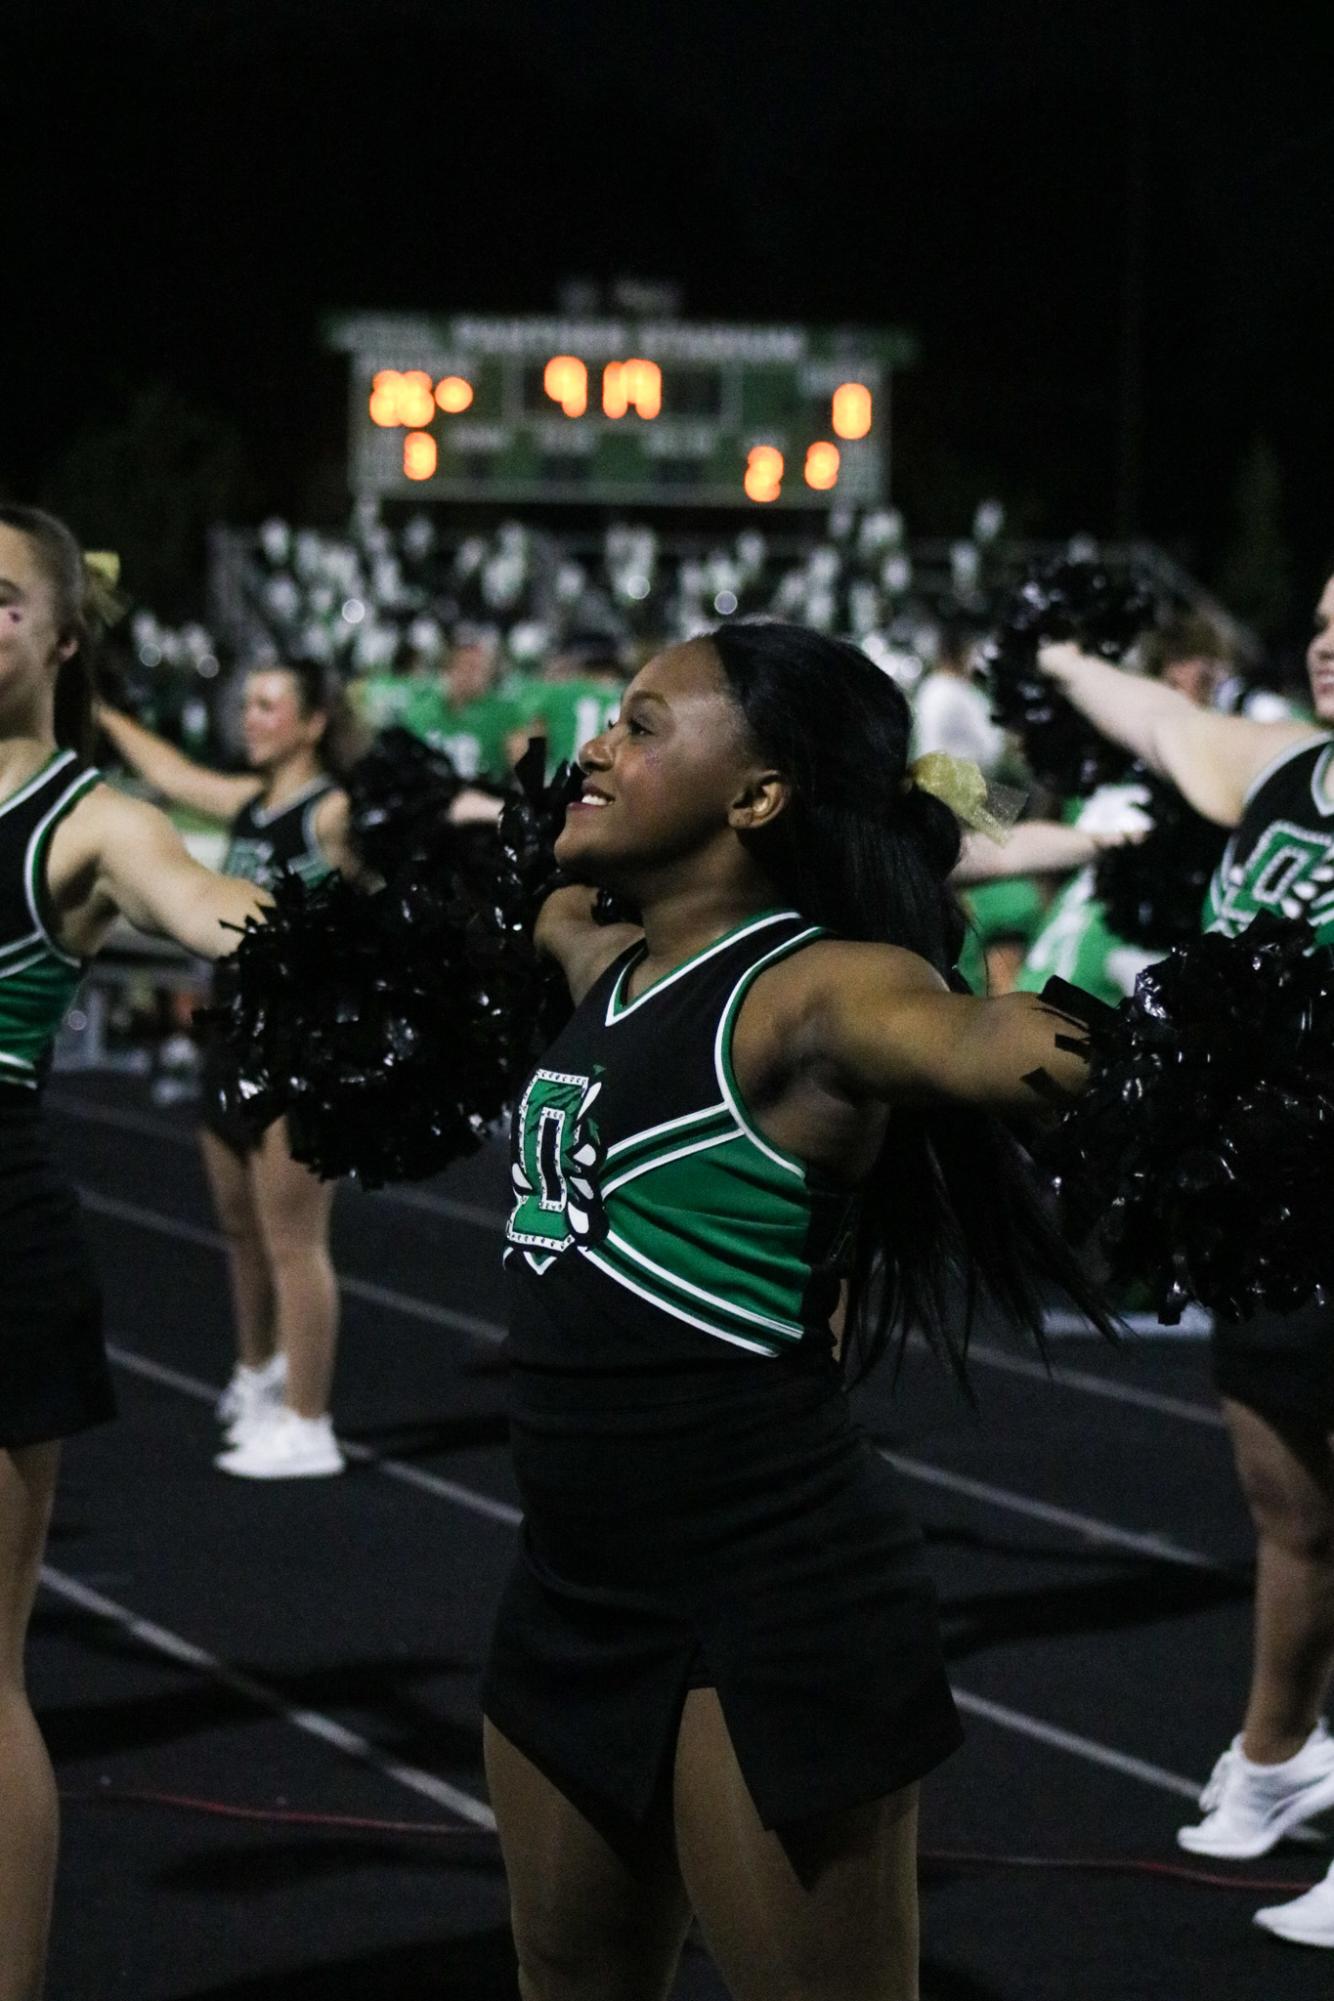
[
  {"left": 40, "top": 1565, "right": 497, "bottom": 1831},
  {"left": 880, "top": 1451, "right": 1229, "bottom": 1574},
  {"left": 51, "top": 1093, "right": 505, "bottom": 1231},
  {"left": 948, "top": 1688, "right": 1202, "bottom": 1800},
  {"left": 106, "top": 1345, "right": 522, "bottom": 1528},
  {"left": 1041, "top": 1308, "right": 1212, "bottom": 1341},
  {"left": 966, "top": 1342, "right": 1225, "bottom": 1430},
  {"left": 79, "top": 1189, "right": 505, "bottom": 1345}
]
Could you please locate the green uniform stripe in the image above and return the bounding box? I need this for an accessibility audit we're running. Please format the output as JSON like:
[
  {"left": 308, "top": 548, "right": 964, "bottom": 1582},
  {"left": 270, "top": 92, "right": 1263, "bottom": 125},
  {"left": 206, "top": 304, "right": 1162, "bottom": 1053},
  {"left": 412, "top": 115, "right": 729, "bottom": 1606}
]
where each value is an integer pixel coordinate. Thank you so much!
[
  {"left": 581, "top": 1242, "right": 784, "bottom": 1356},
  {"left": 603, "top": 1103, "right": 734, "bottom": 1175}
]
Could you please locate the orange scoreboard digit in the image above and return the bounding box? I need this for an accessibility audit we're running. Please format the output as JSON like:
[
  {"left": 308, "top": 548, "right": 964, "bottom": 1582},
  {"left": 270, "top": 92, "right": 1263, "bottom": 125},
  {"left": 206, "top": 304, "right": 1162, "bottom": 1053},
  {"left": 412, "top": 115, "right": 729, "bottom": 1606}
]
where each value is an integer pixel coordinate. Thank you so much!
[{"left": 330, "top": 314, "right": 913, "bottom": 506}]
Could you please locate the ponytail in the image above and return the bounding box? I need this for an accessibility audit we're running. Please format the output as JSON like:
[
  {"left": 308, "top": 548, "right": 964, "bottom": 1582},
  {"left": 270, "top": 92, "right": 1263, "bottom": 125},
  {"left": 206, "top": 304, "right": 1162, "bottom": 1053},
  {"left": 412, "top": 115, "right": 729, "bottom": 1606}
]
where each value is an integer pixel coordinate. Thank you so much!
[{"left": 708, "top": 619, "right": 1116, "bottom": 1382}]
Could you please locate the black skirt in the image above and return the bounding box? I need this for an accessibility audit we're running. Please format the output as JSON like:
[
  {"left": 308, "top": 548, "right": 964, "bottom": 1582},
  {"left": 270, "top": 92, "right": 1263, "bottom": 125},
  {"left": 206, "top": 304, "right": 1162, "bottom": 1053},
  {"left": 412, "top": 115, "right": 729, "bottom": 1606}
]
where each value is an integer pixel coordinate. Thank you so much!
[
  {"left": 197, "top": 1036, "right": 265, "bottom": 1157},
  {"left": 481, "top": 1347, "right": 962, "bottom": 1842},
  {"left": 0, "top": 1093, "right": 114, "bottom": 1448}
]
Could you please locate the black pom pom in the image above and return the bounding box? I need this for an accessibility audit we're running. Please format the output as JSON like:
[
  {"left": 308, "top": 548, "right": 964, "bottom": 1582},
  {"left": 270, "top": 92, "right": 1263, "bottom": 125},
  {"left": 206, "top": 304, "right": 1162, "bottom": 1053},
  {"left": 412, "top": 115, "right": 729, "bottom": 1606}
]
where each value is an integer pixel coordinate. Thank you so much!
[
  {"left": 198, "top": 738, "right": 639, "bottom": 1185},
  {"left": 1093, "top": 777, "right": 1229, "bottom": 948},
  {"left": 345, "top": 727, "right": 467, "bottom": 879},
  {"left": 1042, "top": 917, "right": 1334, "bottom": 1320},
  {"left": 979, "top": 558, "right": 1160, "bottom": 793}
]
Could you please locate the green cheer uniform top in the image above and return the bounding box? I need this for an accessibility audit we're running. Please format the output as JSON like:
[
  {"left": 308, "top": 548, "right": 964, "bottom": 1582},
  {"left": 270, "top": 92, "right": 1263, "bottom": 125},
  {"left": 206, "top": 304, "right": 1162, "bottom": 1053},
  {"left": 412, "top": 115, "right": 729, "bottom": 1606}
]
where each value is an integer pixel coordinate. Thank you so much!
[
  {"left": 1203, "top": 735, "right": 1334, "bottom": 946},
  {"left": 0, "top": 750, "right": 101, "bottom": 1093}
]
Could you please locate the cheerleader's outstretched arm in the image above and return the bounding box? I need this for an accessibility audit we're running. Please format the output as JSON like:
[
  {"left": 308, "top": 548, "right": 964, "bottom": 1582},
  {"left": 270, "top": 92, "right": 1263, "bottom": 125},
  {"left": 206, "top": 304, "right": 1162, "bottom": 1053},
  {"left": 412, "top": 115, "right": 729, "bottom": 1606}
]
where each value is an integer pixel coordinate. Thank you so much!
[
  {"left": 1036, "top": 644, "right": 1320, "bottom": 829},
  {"left": 96, "top": 703, "right": 262, "bottom": 823},
  {"left": 56, "top": 786, "right": 268, "bottom": 960},
  {"left": 789, "top": 939, "right": 1090, "bottom": 1115}
]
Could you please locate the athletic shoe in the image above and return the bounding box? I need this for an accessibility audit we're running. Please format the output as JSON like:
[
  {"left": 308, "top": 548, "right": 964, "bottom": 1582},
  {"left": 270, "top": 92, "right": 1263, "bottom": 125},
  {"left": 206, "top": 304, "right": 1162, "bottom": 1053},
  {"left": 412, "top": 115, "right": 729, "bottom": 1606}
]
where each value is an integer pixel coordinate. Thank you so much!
[
  {"left": 214, "top": 1354, "right": 287, "bottom": 1427},
  {"left": 1255, "top": 1863, "right": 1334, "bottom": 1947},
  {"left": 1177, "top": 1723, "right": 1334, "bottom": 1858},
  {"left": 214, "top": 1409, "right": 344, "bottom": 1480}
]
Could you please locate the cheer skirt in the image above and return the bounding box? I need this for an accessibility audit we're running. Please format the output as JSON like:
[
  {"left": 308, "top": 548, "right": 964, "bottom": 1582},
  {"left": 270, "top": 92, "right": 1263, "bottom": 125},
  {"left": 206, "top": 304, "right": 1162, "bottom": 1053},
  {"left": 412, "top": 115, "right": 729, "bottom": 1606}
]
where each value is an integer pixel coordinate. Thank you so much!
[
  {"left": 481, "top": 1346, "right": 962, "bottom": 1843},
  {"left": 197, "top": 1036, "right": 266, "bottom": 1157},
  {"left": 0, "top": 1093, "right": 113, "bottom": 1448},
  {"left": 1213, "top": 1302, "right": 1334, "bottom": 1426}
]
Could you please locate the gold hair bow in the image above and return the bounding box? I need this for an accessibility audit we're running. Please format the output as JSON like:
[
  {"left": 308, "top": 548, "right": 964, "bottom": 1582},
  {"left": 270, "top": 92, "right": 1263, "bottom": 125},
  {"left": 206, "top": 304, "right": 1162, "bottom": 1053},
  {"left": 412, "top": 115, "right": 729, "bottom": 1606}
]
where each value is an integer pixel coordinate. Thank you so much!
[
  {"left": 904, "top": 752, "right": 1025, "bottom": 844},
  {"left": 82, "top": 551, "right": 126, "bottom": 627}
]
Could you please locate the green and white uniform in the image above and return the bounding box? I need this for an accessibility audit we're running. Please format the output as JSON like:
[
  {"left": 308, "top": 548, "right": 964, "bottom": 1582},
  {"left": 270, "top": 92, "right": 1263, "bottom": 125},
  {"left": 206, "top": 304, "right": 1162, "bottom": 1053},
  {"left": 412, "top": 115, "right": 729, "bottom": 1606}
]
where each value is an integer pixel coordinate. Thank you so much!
[
  {"left": 0, "top": 750, "right": 101, "bottom": 1092},
  {"left": 486, "top": 906, "right": 961, "bottom": 1838},
  {"left": 505, "top": 909, "right": 856, "bottom": 1365},
  {"left": 223, "top": 778, "right": 336, "bottom": 890},
  {"left": 401, "top": 686, "right": 521, "bottom": 783},
  {"left": 1014, "top": 787, "right": 1159, "bottom": 1007},
  {"left": 1202, "top": 735, "right": 1334, "bottom": 945},
  {"left": 508, "top": 678, "right": 623, "bottom": 776}
]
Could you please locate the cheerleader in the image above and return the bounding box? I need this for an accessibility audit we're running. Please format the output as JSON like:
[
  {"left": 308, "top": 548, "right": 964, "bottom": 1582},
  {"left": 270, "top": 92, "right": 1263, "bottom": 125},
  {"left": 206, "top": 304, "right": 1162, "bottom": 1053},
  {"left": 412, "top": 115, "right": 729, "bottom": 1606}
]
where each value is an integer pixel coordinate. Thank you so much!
[
  {"left": 0, "top": 505, "right": 267, "bottom": 2001},
  {"left": 97, "top": 666, "right": 362, "bottom": 1480},
  {"left": 1040, "top": 592, "right": 1334, "bottom": 1948},
  {"left": 483, "top": 622, "right": 1110, "bottom": 2000}
]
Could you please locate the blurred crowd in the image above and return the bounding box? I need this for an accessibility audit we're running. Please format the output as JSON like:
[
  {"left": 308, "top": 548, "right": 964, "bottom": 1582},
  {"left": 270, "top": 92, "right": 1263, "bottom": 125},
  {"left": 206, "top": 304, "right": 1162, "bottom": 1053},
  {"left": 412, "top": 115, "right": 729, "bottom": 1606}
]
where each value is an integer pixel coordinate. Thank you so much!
[{"left": 90, "top": 500, "right": 1312, "bottom": 1063}]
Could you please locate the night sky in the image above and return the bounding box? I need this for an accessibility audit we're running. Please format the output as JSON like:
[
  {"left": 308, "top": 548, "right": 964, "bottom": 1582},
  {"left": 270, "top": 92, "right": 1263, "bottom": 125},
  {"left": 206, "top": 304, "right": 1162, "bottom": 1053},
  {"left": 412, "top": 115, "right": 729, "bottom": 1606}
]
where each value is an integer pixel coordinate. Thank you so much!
[{"left": 7, "top": 1, "right": 1334, "bottom": 621}]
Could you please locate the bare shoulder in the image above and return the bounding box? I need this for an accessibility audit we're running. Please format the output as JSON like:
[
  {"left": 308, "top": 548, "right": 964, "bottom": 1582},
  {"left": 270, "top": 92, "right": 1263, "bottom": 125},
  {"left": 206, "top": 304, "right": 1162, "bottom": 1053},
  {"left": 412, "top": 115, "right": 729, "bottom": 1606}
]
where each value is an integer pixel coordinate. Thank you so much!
[
  {"left": 758, "top": 936, "right": 946, "bottom": 1017},
  {"left": 735, "top": 936, "right": 946, "bottom": 1090},
  {"left": 535, "top": 884, "right": 642, "bottom": 1005}
]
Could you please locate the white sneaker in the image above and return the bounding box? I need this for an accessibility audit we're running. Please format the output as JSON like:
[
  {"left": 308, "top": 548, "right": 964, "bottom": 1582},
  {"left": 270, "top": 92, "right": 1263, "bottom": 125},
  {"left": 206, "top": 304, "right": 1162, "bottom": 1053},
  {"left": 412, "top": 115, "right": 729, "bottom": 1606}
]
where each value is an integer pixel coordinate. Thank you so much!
[
  {"left": 215, "top": 1355, "right": 287, "bottom": 1427},
  {"left": 1177, "top": 1723, "right": 1334, "bottom": 1858},
  {"left": 214, "top": 1408, "right": 344, "bottom": 1480},
  {"left": 1255, "top": 1861, "right": 1334, "bottom": 1946}
]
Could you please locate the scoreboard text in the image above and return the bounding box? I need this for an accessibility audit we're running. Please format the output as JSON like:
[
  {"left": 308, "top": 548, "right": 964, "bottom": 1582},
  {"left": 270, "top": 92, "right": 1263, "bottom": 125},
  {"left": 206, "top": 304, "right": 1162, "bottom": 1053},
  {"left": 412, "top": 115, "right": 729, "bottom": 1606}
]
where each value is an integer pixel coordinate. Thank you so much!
[{"left": 328, "top": 314, "right": 912, "bottom": 508}]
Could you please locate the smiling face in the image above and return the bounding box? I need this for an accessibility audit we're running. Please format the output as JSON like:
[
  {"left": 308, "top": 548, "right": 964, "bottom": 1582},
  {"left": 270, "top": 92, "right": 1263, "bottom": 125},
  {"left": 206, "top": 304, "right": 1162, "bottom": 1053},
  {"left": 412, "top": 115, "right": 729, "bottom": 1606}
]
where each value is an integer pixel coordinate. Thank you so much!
[
  {"left": 1308, "top": 575, "right": 1334, "bottom": 723},
  {"left": 554, "top": 639, "right": 787, "bottom": 894},
  {"left": 0, "top": 521, "right": 76, "bottom": 736},
  {"left": 240, "top": 668, "right": 327, "bottom": 773}
]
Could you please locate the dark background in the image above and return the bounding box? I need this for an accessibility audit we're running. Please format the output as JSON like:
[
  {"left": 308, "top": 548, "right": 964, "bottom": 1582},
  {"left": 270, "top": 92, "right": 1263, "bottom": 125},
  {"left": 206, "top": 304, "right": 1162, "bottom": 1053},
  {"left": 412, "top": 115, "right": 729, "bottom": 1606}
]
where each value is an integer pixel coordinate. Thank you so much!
[{"left": 5, "top": 0, "right": 1333, "bottom": 636}]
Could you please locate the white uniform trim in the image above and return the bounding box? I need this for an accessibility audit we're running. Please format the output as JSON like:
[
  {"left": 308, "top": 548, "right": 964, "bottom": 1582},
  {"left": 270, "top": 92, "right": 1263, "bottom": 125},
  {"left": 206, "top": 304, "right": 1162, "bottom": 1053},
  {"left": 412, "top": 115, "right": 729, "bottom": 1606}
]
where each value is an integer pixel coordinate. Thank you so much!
[
  {"left": 600, "top": 1225, "right": 805, "bottom": 1340},
  {"left": 605, "top": 909, "right": 801, "bottom": 1025},
  {"left": 579, "top": 1244, "right": 780, "bottom": 1355}
]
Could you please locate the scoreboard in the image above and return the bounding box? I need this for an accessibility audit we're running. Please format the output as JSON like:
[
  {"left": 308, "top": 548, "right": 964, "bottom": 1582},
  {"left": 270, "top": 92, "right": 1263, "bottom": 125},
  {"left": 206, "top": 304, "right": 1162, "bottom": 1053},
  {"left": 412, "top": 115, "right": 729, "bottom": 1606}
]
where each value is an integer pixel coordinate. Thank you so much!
[{"left": 327, "top": 313, "right": 913, "bottom": 509}]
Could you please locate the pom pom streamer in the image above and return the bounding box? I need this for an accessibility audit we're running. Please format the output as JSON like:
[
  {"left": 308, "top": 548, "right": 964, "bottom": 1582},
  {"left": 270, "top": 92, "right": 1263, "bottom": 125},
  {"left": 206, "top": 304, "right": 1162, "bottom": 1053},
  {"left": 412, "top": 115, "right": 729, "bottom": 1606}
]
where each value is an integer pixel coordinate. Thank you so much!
[
  {"left": 978, "top": 558, "right": 1159, "bottom": 794},
  {"left": 1041, "top": 917, "right": 1334, "bottom": 1321},
  {"left": 200, "top": 740, "right": 636, "bottom": 1185},
  {"left": 1092, "top": 774, "right": 1229, "bottom": 949},
  {"left": 345, "top": 727, "right": 466, "bottom": 880}
]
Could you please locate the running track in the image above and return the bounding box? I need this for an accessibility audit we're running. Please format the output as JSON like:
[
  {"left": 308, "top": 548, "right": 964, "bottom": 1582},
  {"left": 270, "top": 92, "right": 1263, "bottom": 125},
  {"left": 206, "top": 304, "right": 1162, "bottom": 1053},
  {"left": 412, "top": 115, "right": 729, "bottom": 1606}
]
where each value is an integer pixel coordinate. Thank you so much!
[{"left": 32, "top": 1075, "right": 1334, "bottom": 1999}]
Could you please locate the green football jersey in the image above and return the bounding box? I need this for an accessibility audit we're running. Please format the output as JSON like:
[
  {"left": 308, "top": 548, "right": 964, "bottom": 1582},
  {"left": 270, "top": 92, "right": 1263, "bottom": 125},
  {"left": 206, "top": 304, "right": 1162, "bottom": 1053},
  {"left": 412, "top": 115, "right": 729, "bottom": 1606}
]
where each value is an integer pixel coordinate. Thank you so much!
[
  {"left": 402, "top": 686, "right": 522, "bottom": 783},
  {"left": 510, "top": 678, "right": 623, "bottom": 774},
  {"left": 351, "top": 673, "right": 422, "bottom": 733}
]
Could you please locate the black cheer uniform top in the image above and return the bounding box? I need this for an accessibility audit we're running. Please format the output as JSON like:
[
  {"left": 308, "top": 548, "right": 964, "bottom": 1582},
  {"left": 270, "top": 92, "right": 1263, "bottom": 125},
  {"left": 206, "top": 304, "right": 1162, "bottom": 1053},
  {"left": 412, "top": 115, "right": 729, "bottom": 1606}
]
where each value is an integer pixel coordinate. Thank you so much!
[
  {"left": 0, "top": 750, "right": 113, "bottom": 1446},
  {"left": 222, "top": 777, "right": 336, "bottom": 890},
  {"left": 483, "top": 906, "right": 962, "bottom": 1840},
  {"left": 504, "top": 908, "right": 856, "bottom": 1369},
  {"left": 1203, "top": 735, "right": 1334, "bottom": 946},
  {"left": 0, "top": 749, "right": 101, "bottom": 1093}
]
